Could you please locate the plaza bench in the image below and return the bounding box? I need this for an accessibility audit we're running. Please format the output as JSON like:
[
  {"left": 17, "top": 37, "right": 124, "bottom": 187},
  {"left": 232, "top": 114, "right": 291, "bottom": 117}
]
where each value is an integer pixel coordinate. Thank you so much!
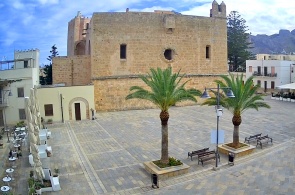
[
  {"left": 198, "top": 150, "right": 220, "bottom": 166},
  {"left": 188, "top": 148, "right": 209, "bottom": 161},
  {"left": 244, "top": 133, "right": 262, "bottom": 143},
  {"left": 256, "top": 135, "right": 273, "bottom": 149}
]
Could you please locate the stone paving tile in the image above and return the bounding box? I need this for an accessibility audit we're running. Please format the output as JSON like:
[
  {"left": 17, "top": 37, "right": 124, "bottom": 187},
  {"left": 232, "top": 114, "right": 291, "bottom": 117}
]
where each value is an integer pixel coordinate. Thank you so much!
[
  {"left": 75, "top": 130, "right": 111, "bottom": 142},
  {"left": 88, "top": 150, "right": 138, "bottom": 170},
  {"left": 6, "top": 96, "right": 295, "bottom": 194},
  {"left": 82, "top": 138, "right": 122, "bottom": 154}
]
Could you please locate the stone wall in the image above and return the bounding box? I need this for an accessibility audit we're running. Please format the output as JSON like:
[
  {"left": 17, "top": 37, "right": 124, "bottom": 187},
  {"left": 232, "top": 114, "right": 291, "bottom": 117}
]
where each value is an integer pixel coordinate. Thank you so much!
[
  {"left": 53, "top": 55, "right": 91, "bottom": 86},
  {"left": 89, "top": 11, "right": 227, "bottom": 111},
  {"left": 90, "top": 12, "right": 227, "bottom": 79},
  {"left": 94, "top": 75, "right": 223, "bottom": 111},
  {"left": 58, "top": 2, "right": 228, "bottom": 111}
]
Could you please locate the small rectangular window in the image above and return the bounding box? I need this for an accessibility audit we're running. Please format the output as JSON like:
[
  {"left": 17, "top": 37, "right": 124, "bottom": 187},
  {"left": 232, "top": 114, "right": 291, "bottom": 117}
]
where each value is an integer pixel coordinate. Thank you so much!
[
  {"left": 44, "top": 104, "right": 54, "bottom": 116},
  {"left": 249, "top": 66, "right": 252, "bottom": 72},
  {"left": 120, "top": 44, "right": 127, "bottom": 59},
  {"left": 257, "top": 80, "right": 261, "bottom": 86},
  {"left": 17, "top": 88, "right": 24, "bottom": 97},
  {"left": 19, "top": 109, "right": 26, "bottom": 120},
  {"left": 206, "top": 46, "right": 210, "bottom": 59},
  {"left": 24, "top": 61, "right": 28, "bottom": 68},
  {"left": 271, "top": 81, "right": 275, "bottom": 89}
]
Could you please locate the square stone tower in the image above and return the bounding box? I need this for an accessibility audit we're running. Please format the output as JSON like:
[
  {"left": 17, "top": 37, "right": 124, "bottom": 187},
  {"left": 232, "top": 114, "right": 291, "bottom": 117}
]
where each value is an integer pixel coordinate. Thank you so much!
[{"left": 54, "top": 1, "right": 228, "bottom": 111}]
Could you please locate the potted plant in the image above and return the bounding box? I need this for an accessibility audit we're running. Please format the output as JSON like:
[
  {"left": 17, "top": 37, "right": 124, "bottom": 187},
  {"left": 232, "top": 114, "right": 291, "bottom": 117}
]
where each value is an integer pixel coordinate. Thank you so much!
[
  {"left": 28, "top": 177, "right": 36, "bottom": 194},
  {"left": 47, "top": 119, "right": 53, "bottom": 124},
  {"left": 35, "top": 181, "right": 42, "bottom": 195},
  {"left": 53, "top": 168, "right": 59, "bottom": 177}
]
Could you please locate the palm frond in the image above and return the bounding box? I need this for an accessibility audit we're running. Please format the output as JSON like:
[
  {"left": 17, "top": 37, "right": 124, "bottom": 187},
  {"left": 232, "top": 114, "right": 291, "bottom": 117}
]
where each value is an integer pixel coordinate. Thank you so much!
[{"left": 126, "top": 67, "right": 201, "bottom": 111}]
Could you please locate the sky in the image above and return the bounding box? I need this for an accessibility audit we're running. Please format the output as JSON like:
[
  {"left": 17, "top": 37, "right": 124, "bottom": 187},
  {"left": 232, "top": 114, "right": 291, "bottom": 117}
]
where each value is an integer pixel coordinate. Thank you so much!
[{"left": 0, "top": 0, "right": 294, "bottom": 66}]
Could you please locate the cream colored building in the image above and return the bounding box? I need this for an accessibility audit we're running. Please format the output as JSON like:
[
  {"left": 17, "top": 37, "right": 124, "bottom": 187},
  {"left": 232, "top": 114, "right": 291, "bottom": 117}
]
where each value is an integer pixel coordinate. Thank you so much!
[
  {"left": 0, "top": 49, "right": 40, "bottom": 126},
  {"left": 37, "top": 85, "right": 94, "bottom": 123},
  {"left": 0, "top": 48, "right": 95, "bottom": 126}
]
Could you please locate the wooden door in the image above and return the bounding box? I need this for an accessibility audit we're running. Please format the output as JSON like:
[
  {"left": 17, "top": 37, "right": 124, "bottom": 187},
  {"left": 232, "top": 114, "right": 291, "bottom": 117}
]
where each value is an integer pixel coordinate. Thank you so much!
[{"left": 75, "top": 103, "right": 81, "bottom": 120}]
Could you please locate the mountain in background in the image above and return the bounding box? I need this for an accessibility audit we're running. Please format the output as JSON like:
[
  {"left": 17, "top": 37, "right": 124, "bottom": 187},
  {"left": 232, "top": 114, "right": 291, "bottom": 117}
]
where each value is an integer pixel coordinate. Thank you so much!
[{"left": 250, "top": 29, "right": 295, "bottom": 55}]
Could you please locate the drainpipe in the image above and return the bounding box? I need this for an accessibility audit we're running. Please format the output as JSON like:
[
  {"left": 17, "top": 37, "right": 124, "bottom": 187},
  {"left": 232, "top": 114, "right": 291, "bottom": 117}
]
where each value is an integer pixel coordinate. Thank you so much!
[{"left": 60, "top": 93, "right": 64, "bottom": 123}]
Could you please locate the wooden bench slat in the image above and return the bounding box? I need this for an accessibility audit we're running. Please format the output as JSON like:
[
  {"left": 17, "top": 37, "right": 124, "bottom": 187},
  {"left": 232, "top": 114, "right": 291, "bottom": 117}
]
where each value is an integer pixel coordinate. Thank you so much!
[
  {"left": 244, "top": 133, "right": 262, "bottom": 143},
  {"left": 188, "top": 148, "right": 209, "bottom": 161},
  {"left": 197, "top": 150, "right": 220, "bottom": 166}
]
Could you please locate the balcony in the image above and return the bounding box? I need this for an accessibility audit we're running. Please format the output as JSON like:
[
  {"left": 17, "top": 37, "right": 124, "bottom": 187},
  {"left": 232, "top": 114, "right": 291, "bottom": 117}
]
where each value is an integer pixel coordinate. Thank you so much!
[
  {"left": 252, "top": 71, "right": 277, "bottom": 77},
  {"left": 0, "top": 98, "right": 9, "bottom": 107}
]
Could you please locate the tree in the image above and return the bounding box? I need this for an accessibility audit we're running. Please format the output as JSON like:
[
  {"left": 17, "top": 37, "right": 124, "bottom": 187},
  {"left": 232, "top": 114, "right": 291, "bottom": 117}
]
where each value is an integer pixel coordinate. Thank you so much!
[
  {"left": 126, "top": 67, "right": 201, "bottom": 164},
  {"left": 227, "top": 11, "right": 254, "bottom": 72},
  {"left": 40, "top": 44, "right": 59, "bottom": 85},
  {"left": 202, "top": 73, "right": 270, "bottom": 148}
]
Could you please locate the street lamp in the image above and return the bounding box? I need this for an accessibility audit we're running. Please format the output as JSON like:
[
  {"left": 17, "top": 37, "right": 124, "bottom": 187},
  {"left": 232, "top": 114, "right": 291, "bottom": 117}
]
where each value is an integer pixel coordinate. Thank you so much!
[
  {"left": 201, "top": 84, "right": 235, "bottom": 169},
  {"left": 2, "top": 90, "right": 13, "bottom": 143}
]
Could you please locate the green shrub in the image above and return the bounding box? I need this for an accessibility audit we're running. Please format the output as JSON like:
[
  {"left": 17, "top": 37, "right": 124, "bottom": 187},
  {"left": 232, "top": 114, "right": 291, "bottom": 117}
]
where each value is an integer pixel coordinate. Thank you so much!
[
  {"left": 153, "top": 157, "right": 183, "bottom": 168},
  {"left": 168, "top": 157, "right": 183, "bottom": 166},
  {"left": 16, "top": 121, "right": 25, "bottom": 127}
]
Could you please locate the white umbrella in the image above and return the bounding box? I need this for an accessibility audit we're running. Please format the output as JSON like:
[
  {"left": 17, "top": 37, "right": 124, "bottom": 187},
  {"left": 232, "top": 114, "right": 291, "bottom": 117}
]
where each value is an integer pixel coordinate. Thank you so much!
[
  {"left": 35, "top": 164, "right": 45, "bottom": 181},
  {"left": 31, "top": 145, "right": 45, "bottom": 181},
  {"left": 29, "top": 89, "right": 35, "bottom": 113},
  {"left": 25, "top": 97, "right": 32, "bottom": 127},
  {"left": 34, "top": 86, "right": 42, "bottom": 129},
  {"left": 276, "top": 83, "right": 295, "bottom": 89},
  {"left": 30, "top": 88, "right": 41, "bottom": 145},
  {"left": 26, "top": 96, "right": 44, "bottom": 182}
]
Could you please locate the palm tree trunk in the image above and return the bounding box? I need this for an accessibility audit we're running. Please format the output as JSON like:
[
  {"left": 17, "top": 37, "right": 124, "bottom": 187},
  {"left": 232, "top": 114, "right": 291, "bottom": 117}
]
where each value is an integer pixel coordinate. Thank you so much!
[
  {"left": 160, "top": 111, "right": 169, "bottom": 164},
  {"left": 233, "top": 125, "right": 240, "bottom": 148},
  {"left": 161, "top": 124, "right": 169, "bottom": 164}
]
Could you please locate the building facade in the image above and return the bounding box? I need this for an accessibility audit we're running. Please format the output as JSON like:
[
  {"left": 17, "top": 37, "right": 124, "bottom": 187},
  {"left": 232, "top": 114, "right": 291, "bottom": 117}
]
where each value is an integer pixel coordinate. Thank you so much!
[
  {"left": 0, "top": 49, "right": 40, "bottom": 126},
  {"left": 246, "top": 54, "right": 295, "bottom": 91},
  {"left": 53, "top": 0, "right": 228, "bottom": 111}
]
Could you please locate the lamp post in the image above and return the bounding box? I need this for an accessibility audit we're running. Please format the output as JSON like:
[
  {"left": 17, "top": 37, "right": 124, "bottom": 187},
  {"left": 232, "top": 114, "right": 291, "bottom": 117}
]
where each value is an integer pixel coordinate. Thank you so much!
[
  {"left": 2, "top": 90, "right": 13, "bottom": 143},
  {"left": 201, "top": 84, "right": 235, "bottom": 168}
]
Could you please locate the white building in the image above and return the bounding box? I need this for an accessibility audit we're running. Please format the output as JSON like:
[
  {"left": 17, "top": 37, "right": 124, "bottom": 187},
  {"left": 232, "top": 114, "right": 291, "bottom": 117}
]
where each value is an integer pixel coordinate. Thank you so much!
[
  {"left": 246, "top": 54, "right": 295, "bottom": 91},
  {"left": 0, "top": 49, "right": 40, "bottom": 127}
]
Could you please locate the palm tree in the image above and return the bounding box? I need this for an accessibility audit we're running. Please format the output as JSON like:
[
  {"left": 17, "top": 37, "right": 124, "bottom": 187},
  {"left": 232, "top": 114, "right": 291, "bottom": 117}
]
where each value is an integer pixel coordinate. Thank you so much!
[
  {"left": 126, "top": 67, "right": 201, "bottom": 164},
  {"left": 202, "top": 73, "right": 270, "bottom": 148}
]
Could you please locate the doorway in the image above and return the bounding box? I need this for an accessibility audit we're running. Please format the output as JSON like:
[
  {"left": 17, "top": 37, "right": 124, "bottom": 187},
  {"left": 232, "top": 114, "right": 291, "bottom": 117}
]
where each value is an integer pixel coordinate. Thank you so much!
[
  {"left": 75, "top": 103, "right": 81, "bottom": 120},
  {"left": 264, "top": 81, "right": 267, "bottom": 92},
  {"left": 0, "top": 110, "right": 3, "bottom": 126}
]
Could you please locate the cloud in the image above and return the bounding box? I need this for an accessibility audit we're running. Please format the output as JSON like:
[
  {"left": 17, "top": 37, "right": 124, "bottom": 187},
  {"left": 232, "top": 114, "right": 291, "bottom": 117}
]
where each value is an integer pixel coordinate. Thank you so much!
[
  {"left": 3, "top": 31, "right": 19, "bottom": 46},
  {"left": 38, "top": 0, "right": 59, "bottom": 5},
  {"left": 12, "top": 0, "right": 25, "bottom": 9}
]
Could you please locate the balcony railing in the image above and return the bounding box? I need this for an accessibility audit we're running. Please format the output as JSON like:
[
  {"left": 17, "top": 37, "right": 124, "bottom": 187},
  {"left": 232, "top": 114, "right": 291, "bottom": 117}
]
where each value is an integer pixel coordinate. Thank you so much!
[{"left": 252, "top": 71, "right": 277, "bottom": 77}]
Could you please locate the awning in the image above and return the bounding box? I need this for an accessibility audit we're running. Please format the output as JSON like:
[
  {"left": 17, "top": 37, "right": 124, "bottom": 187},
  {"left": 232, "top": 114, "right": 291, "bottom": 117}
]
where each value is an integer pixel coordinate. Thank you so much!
[{"left": 276, "top": 83, "right": 295, "bottom": 89}]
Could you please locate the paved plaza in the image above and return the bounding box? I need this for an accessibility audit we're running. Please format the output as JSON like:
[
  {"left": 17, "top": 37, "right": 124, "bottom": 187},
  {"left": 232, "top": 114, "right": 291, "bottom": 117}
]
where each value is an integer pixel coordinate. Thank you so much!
[{"left": 1, "top": 96, "right": 294, "bottom": 194}]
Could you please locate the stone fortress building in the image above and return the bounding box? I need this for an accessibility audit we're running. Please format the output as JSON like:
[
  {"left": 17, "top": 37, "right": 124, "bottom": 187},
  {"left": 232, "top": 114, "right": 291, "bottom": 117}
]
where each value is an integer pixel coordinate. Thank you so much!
[{"left": 53, "top": 0, "right": 227, "bottom": 111}]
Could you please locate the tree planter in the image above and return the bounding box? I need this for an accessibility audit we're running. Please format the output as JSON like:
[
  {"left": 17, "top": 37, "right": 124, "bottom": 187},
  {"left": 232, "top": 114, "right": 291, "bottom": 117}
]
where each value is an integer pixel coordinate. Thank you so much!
[{"left": 143, "top": 161, "right": 189, "bottom": 181}]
